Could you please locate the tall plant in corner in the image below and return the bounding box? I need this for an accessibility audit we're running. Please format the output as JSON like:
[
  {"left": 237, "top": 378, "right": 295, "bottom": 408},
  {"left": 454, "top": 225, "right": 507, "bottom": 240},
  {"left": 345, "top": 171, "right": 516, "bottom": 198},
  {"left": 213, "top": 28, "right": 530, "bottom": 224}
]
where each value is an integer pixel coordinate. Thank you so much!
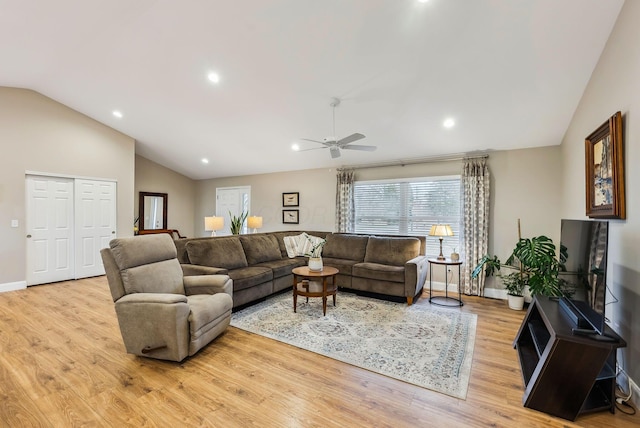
[
  {"left": 472, "top": 220, "right": 562, "bottom": 298},
  {"left": 229, "top": 210, "right": 248, "bottom": 235}
]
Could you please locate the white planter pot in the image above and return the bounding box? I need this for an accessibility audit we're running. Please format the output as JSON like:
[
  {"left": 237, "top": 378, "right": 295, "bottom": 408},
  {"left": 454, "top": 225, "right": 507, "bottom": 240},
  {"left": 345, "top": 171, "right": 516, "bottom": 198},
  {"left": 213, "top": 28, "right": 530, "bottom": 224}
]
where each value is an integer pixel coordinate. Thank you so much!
[
  {"left": 308, "top": 257, "right": 323, "bottom": 272},
  {"left": 507, "top": 295, "right": 525, "bottom": 310}
]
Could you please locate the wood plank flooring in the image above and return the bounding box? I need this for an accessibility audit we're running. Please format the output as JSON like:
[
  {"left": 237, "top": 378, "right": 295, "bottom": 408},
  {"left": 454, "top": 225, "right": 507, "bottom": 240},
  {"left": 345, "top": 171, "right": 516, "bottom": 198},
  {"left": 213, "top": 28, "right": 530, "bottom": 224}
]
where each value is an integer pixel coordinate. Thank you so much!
[{"left": 0, "top": 276, "right": 637, "bottom": 427}]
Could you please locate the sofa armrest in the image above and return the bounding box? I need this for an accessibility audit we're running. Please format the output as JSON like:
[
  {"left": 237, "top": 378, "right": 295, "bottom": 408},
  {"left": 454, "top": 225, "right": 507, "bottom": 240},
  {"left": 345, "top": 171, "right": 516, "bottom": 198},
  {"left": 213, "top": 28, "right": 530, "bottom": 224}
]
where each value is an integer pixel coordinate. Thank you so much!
[
  {"left": 183, "top": 275, "right": 233, "bottom": 298},
  {"left": 404, "top": 255, "right": 429, "bottom": 303},
  {"left": 180, "top": 263, "right": 228, "bottom": 276},
  {"left": 116, "top": 293, "right": 188, "bottom": 305}
]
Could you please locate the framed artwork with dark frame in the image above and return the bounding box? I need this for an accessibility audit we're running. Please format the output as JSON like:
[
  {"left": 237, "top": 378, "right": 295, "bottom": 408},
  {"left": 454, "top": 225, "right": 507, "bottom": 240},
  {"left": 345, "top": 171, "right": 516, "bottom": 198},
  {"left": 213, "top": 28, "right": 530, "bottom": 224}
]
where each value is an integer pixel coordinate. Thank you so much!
[
  {"left": 282, "top": 209, "right": 299, "bottom": 224},
  {"left": 585, "top": 111, "right": 625, "bottom": 219},
  {"left": 282, "top": 192, "right": 299, "bottom": 207}
]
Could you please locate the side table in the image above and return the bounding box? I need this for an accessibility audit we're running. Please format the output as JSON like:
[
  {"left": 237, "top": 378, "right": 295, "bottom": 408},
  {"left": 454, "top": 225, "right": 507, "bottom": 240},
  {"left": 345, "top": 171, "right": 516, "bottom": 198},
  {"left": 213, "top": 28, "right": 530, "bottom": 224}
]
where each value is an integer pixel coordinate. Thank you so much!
[{"left": 428, "top": 258, "right": 463, "bottom": 307}]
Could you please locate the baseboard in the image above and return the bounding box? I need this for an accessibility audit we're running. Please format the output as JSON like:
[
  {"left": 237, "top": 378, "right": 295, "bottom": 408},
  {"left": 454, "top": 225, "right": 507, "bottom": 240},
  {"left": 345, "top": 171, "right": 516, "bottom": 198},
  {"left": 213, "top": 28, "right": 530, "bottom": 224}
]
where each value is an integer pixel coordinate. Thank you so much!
[
  {"left": 429, "top": 283, "right": 508, "bottom": 300},
  {"left": 483, "top": 287, "right": 507, "bottom": 300},
  {"left": 0, "top": 280, "right": 27, "bottom": 293}
]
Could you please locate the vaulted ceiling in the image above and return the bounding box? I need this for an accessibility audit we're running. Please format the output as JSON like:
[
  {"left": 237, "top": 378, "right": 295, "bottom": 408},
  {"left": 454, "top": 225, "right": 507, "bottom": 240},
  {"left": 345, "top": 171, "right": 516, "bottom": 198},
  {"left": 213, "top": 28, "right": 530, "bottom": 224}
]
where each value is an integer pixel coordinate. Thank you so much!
[{"left": 0, "top": 0, "right": 624, "bottom": 179}]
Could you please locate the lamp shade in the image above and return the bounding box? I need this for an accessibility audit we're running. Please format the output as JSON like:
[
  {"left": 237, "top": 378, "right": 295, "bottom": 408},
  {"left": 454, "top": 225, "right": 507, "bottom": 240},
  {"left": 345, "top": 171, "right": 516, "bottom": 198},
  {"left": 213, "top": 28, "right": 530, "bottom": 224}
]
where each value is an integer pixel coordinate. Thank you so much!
[
  {"left": 204, "top": 216, "right": 224, "bottom": 232},
  {"left": 429, "top": 224, "right": 454, "bottom": 237},
  {"left": 247, "top": 216, "right": 263, "bottom": 230}
]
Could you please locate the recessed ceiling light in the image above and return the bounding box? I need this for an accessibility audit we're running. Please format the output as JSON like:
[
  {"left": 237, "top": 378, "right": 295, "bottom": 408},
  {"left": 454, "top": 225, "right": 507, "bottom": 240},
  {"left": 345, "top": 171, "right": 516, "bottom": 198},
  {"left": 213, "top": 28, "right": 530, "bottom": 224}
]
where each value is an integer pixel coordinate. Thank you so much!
[
  {"left": 291, "top": 143, "right": 300, "bottom": 151},
  {"left": 418, "top": 0, "right": 429, "bottom": 3},
  {"left": 207, "top": 72, "right": 220, "bottom": 84},
  {"left": 201, "top": 158, "right": 209, "bottom": 164},
  {"left": 443, "top": 118, "right": 455, "bottom": 128},
  {"left": 112, "top": 110, "right": 123, "bottom": 118}
]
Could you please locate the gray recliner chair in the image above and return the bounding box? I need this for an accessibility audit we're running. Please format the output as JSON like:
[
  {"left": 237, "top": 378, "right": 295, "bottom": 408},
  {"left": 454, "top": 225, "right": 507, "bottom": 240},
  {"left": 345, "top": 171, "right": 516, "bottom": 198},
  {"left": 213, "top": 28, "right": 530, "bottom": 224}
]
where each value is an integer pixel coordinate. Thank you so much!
[{"left": 101, "top": 233, "right": 233, "bottom": 362}]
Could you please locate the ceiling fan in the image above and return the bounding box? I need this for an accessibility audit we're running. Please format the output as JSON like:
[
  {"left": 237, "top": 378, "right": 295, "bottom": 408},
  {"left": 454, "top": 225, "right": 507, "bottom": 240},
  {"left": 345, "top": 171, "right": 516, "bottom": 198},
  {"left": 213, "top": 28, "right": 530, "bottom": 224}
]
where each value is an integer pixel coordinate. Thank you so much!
[{"left": 298, "top": 97, "right": 376, "bottom": 159}]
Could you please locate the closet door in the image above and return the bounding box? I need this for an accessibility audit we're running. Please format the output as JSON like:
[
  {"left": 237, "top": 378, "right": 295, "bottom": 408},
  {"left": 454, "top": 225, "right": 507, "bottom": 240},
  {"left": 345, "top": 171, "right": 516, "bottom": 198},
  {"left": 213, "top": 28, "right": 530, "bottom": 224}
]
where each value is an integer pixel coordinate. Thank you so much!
[
  {"left": 26, "top": 176, "right": 74, "bottom": 285},
  {"left": 75, "top": 179, "right": 117, "bottom": 279}
]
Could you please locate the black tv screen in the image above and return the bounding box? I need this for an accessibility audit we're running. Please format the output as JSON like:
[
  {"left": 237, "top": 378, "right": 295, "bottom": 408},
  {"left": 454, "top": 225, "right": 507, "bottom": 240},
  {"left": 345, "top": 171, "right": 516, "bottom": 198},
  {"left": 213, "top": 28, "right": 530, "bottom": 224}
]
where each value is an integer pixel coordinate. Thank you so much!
[{"left": 558, "top": 219, "right": 609, "bottom": 335}]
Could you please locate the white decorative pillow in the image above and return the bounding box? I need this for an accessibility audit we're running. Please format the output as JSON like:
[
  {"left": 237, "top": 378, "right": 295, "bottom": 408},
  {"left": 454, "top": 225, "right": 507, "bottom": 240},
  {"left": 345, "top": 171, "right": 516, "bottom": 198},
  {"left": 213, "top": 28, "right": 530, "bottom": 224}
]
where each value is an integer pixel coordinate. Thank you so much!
[
  {"left": 283, "top": 233, "right": 325, "bottom": 258},
  {"left": 298, "top": 233, "right": 324, "bottom": 257}
]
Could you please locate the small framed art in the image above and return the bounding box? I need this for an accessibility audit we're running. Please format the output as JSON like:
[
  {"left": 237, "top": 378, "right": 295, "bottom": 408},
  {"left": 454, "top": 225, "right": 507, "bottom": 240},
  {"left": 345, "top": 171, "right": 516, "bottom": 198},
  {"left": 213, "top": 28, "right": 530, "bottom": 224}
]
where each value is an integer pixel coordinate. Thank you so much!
[
  {"left": 585, "top": 111, "right": 625, "bottom": 219},
  {"left": 282, "top": 209, "right": 299, "bottom": 224},
  {"left": 282, "top": 192, "right": 299, "bottom": 207}
]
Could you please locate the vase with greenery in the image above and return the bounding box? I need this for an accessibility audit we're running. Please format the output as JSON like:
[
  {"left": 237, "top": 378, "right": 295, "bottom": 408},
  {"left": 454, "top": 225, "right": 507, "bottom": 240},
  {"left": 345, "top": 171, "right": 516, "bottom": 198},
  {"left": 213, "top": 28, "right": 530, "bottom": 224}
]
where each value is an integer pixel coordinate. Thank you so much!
[
  {"left": 305, "top": 238, "right": 326, "bottom": 271},
  {"left": 229, "top": 211, "right": 248, "bottom": 235}
]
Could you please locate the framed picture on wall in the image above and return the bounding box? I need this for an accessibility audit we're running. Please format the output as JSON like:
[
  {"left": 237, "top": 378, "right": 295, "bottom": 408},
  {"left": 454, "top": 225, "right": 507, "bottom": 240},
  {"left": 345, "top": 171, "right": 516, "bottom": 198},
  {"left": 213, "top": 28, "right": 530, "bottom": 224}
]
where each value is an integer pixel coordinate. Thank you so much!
[
  {"left": 585, "top": 111, "right": 625, "bottom": 219},
  {"left": 282, "top": 209, "right": 299, "bottom": 224},
  {"left": 282, "top": 192, "right": 299, "bottom": 207}
]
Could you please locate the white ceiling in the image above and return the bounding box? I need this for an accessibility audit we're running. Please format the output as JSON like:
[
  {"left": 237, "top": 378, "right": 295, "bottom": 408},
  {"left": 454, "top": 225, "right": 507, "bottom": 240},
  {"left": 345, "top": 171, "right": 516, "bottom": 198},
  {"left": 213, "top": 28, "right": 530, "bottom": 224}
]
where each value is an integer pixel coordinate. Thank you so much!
[{"left": 0, "top": 0, "right": 624, "bottom": 180}]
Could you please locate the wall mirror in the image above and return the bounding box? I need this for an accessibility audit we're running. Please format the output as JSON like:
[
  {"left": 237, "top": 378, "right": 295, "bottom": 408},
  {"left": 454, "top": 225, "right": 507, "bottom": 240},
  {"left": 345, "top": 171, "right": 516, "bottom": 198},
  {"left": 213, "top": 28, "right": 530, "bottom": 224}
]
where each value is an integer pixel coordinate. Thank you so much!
[{"left": 139, "top": 192, "right": 168, "bottom": 231}]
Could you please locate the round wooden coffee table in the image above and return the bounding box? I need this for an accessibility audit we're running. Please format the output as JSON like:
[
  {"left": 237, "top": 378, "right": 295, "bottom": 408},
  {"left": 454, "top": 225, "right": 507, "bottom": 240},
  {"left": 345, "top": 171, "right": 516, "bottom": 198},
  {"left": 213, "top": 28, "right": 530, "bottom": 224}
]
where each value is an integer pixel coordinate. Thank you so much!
[{"left": 291, "top": 266, "right": 339, "bottom": 316}]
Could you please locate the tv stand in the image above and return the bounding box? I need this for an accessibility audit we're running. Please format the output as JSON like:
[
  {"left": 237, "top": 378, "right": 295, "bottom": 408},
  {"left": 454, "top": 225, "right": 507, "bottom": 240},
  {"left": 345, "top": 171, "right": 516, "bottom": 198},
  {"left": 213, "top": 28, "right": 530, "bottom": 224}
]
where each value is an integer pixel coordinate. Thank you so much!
[{"left": 513, "top": 296, "right": 626, "bottom": 421}]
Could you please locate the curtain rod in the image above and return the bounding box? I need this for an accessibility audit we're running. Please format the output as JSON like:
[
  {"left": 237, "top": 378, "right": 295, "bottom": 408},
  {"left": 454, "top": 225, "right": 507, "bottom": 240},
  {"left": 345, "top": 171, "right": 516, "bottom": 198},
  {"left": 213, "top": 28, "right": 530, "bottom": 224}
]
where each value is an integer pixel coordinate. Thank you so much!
[{"left": 337, "top": 152, "right": 489, "bottom": 171}]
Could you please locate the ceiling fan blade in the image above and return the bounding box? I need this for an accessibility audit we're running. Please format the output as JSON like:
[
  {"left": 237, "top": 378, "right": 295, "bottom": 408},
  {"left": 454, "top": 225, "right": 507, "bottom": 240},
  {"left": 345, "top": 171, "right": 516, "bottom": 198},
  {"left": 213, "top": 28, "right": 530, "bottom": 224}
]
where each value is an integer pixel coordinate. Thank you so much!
[
  {"left": 337, "top": 133, "right": 365, "bottom": 146},
  {"left": 330, "top": 147, "right": 341, "bottom": 158},
  {"left": 301, "top": 138, "right": 333, "bottom": 147},
  {"left": 297, "top": 147, "right": 326, "bottom": 152},
  {"left": 342, "top": 144, "right": 377, "bottom": 152}
]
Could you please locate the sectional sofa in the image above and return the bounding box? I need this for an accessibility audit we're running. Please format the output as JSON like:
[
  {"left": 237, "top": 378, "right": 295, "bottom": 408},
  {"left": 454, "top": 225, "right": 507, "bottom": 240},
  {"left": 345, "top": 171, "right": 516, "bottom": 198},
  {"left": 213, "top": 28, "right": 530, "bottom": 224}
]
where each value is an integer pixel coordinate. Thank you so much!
[{"left": 173, "top": 231, "right": 429, "bottom": 308}]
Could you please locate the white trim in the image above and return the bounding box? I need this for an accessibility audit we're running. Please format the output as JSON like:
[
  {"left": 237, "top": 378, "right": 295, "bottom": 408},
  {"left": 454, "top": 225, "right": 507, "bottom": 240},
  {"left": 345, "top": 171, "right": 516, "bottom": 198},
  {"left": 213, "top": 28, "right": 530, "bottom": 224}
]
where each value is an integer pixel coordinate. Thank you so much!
[
  {"left": 483, "top": 287, "right": 508, "bottom": 300},
  {"left": 25, "top": 170, "right": 117, "bottom": 183},
  {"left": 0, "top": 281, "right": 27, "bottom": 293}
]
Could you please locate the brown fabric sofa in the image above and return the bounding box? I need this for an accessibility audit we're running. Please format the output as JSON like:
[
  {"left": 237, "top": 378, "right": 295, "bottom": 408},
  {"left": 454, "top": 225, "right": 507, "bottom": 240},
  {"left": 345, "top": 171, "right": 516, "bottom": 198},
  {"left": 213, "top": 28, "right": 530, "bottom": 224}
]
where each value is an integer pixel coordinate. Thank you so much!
[{"left": 174, "top": 231, "right": 428, "bottom": 308}]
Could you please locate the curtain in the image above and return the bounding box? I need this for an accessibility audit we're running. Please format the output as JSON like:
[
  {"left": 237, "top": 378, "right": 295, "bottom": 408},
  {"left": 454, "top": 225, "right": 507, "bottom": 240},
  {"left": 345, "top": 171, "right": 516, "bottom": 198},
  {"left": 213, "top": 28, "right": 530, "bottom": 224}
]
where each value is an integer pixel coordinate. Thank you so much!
[
  {"left": 335, "top": 170, "right": 355, "bottom": 233},
  {"left": 461, "top": 158, "right": 490, "bottom": 296}
]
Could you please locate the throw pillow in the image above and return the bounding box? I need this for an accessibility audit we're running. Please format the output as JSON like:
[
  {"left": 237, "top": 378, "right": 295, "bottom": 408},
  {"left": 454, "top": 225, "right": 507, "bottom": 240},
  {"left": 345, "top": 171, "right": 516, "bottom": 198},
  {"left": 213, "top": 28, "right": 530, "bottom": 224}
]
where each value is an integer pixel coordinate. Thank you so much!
[{"left": 283, "top": 235, "right": 299, "bottom": 258}]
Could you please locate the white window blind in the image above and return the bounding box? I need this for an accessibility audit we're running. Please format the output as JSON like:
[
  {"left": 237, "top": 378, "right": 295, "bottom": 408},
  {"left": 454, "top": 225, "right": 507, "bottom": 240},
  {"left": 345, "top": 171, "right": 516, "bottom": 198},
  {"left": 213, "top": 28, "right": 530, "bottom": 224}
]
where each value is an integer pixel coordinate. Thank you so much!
[{"left": 354, "top": 176, "right": 461, "bottom": 257}]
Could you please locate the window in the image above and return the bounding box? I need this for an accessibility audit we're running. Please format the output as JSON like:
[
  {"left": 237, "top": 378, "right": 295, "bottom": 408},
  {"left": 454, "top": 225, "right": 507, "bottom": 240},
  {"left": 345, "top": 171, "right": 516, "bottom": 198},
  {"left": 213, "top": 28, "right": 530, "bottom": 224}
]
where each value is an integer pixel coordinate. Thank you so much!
[{"left": 354, "top": 176, "right": 461, "bottom": 257}]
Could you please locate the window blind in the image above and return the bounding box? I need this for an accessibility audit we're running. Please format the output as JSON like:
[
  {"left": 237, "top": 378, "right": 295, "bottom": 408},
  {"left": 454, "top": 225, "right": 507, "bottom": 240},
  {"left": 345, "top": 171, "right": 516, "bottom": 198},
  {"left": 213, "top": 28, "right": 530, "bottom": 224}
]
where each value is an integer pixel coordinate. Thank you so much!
[{"left": 354, "top": 176, "right": 461, "bottom": 257}]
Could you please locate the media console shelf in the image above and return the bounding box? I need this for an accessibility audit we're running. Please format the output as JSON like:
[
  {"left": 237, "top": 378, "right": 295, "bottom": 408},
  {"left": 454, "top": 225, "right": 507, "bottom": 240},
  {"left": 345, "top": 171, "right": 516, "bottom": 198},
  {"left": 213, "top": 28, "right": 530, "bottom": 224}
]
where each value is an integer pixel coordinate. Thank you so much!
[{"left": 513, "top": 296, "right": 626, "bottom": 421}]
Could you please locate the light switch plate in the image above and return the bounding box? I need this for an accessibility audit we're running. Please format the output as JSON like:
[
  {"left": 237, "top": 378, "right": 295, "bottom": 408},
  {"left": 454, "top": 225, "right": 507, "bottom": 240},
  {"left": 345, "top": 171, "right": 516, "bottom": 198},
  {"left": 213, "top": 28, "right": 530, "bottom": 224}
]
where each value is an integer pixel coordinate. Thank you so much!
[{"left": 11, "top": 219, "right": 19, "bottom": 228}]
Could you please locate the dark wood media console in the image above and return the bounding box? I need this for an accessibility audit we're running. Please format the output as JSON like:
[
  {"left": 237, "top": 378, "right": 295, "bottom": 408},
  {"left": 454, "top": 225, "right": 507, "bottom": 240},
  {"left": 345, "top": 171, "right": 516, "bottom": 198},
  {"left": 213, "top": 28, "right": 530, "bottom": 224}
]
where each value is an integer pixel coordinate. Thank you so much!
[{"left": 513, "top": 296, "right": 626, "bottom": 421}]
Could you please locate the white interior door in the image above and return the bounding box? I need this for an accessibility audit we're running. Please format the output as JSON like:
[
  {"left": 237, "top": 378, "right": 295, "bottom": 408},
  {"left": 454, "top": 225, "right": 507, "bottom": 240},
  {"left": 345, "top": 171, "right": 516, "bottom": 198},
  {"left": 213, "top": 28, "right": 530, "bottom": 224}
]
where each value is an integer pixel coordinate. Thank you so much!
[
  {"left": 26, "top": 176, "right": 74, "bottom": 285},
  {"left": 216, "top": 186, "right": 250, "bottom": 235},
  {"left": 75, "top": 179, "right": 117, "bottom": 279}
]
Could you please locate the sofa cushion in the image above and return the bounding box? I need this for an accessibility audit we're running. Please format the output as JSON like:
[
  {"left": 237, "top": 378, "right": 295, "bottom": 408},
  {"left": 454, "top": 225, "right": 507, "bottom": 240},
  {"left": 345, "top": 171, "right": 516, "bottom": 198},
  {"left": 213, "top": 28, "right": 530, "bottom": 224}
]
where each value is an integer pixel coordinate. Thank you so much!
[
  {"left": 364, "top": 236, "right": 420, "bottom": 266},
  {"left": 352, "top": 262, "right": 405, "bottom": 283},
  {"left": 228, "top": 266, "right": 273, "bottom": 291},
  {"left": 322, "top": 234, "right": 368, "bottom": 261},
  {"left": 120, "top": 259, "right": 186, "bottom": 295},
  {"left": 321, "top": 257, "right": 360, "bottom": 276},
  {"left": 256, "top": 258, "right": 306, "bottom": 278},
  {"left": 240, "top": 234, "right": 282, "bottom": 265},
  {"left": 186, "top": 237, "right": 248, "bottom": 270}
]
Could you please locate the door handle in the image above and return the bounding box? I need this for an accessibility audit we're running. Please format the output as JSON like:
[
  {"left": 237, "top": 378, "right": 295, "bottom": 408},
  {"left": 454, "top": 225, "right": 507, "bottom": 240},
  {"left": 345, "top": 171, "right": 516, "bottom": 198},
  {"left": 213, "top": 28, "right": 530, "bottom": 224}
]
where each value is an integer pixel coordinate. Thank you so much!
[{"left": 26, "top": 234, "right": 32, "bottom": 238}]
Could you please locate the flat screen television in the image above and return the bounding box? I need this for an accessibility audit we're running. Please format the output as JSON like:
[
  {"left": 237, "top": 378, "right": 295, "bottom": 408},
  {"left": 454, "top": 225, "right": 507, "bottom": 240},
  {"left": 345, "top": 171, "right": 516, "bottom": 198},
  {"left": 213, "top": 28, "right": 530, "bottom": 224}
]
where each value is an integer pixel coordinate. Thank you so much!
[{"left": 558, "top": 219, "right": 609, "bottom": 336}]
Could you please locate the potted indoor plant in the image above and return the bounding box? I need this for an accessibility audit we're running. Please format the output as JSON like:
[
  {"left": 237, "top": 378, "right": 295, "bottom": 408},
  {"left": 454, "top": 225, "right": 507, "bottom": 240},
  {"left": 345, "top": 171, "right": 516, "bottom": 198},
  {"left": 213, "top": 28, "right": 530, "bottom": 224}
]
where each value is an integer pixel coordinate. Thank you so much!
[
  {"left": 501, "top": 272, "right": 526, "bottom": 310},
  {"left": 472, "top": 234, "right": 563, "bottom": 305},
  {"left": 229, "top": 211, "right": 248, "bottom": 235}
]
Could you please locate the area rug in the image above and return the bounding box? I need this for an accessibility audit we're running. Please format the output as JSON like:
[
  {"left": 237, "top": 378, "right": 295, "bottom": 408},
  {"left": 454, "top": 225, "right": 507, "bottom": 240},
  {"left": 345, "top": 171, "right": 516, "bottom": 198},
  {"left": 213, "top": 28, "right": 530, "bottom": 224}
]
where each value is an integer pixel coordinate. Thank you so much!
[{"left": 230, "top": 292, "right": 477, "bottom": 399}]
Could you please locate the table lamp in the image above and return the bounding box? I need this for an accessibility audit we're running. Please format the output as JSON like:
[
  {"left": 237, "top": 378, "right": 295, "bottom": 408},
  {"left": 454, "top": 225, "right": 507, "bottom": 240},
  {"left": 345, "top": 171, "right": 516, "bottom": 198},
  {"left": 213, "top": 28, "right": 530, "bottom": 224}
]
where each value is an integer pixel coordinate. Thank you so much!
[
  {"left": 429, "top": 224, "right": 453, "bottom": 260},
  {"left": 204, "top": 216, "right": 224, "bottom": 236},
  {"left": 247, "top": 216, "right": 263, "bottom": 234}
]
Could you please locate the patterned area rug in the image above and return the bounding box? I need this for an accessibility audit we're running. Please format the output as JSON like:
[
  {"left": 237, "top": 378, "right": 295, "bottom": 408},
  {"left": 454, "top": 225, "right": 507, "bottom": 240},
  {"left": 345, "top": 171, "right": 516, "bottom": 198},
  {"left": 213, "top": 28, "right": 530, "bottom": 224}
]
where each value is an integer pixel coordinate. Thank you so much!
[{"left": 231, "top": 291, "right": 477, "bottom": 399}]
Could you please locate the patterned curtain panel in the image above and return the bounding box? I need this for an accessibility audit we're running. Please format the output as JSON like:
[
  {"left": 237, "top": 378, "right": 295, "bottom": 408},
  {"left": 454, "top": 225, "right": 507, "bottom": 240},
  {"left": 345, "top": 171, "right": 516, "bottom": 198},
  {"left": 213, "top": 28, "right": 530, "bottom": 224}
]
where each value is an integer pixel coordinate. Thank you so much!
[
  {"left": 335, "top": 170, "right": 355, "bottom": 233},
  {"left": 461, "top": 158, "right": 490, "bottom": 296}
]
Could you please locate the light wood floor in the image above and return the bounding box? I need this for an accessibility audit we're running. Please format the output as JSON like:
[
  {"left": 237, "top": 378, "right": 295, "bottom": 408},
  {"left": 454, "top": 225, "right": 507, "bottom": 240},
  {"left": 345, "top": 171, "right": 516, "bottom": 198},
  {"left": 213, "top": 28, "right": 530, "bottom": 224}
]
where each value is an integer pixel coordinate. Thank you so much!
[{"left": 0, "top": 277, "right": 637, "bottom": 427}]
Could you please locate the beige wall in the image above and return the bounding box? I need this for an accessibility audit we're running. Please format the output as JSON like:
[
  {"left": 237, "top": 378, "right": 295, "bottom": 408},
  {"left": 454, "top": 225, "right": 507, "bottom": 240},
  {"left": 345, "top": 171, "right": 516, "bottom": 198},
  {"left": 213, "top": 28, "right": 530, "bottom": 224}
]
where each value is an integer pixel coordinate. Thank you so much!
[
  {"left": 195, "top": 148, "right": 561, "bottom": 292},
  {"left": 135, "top": 155, "right": 197, "bottom": 237},
  {"left": 559, "top": 0, "right": 640, "bottom": 385},
  {"left": 0, "top": 87, "right": 135, "bottom": 287},
  {"left": 195, "top": 167, "right": 337, "bottom": 236}
]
